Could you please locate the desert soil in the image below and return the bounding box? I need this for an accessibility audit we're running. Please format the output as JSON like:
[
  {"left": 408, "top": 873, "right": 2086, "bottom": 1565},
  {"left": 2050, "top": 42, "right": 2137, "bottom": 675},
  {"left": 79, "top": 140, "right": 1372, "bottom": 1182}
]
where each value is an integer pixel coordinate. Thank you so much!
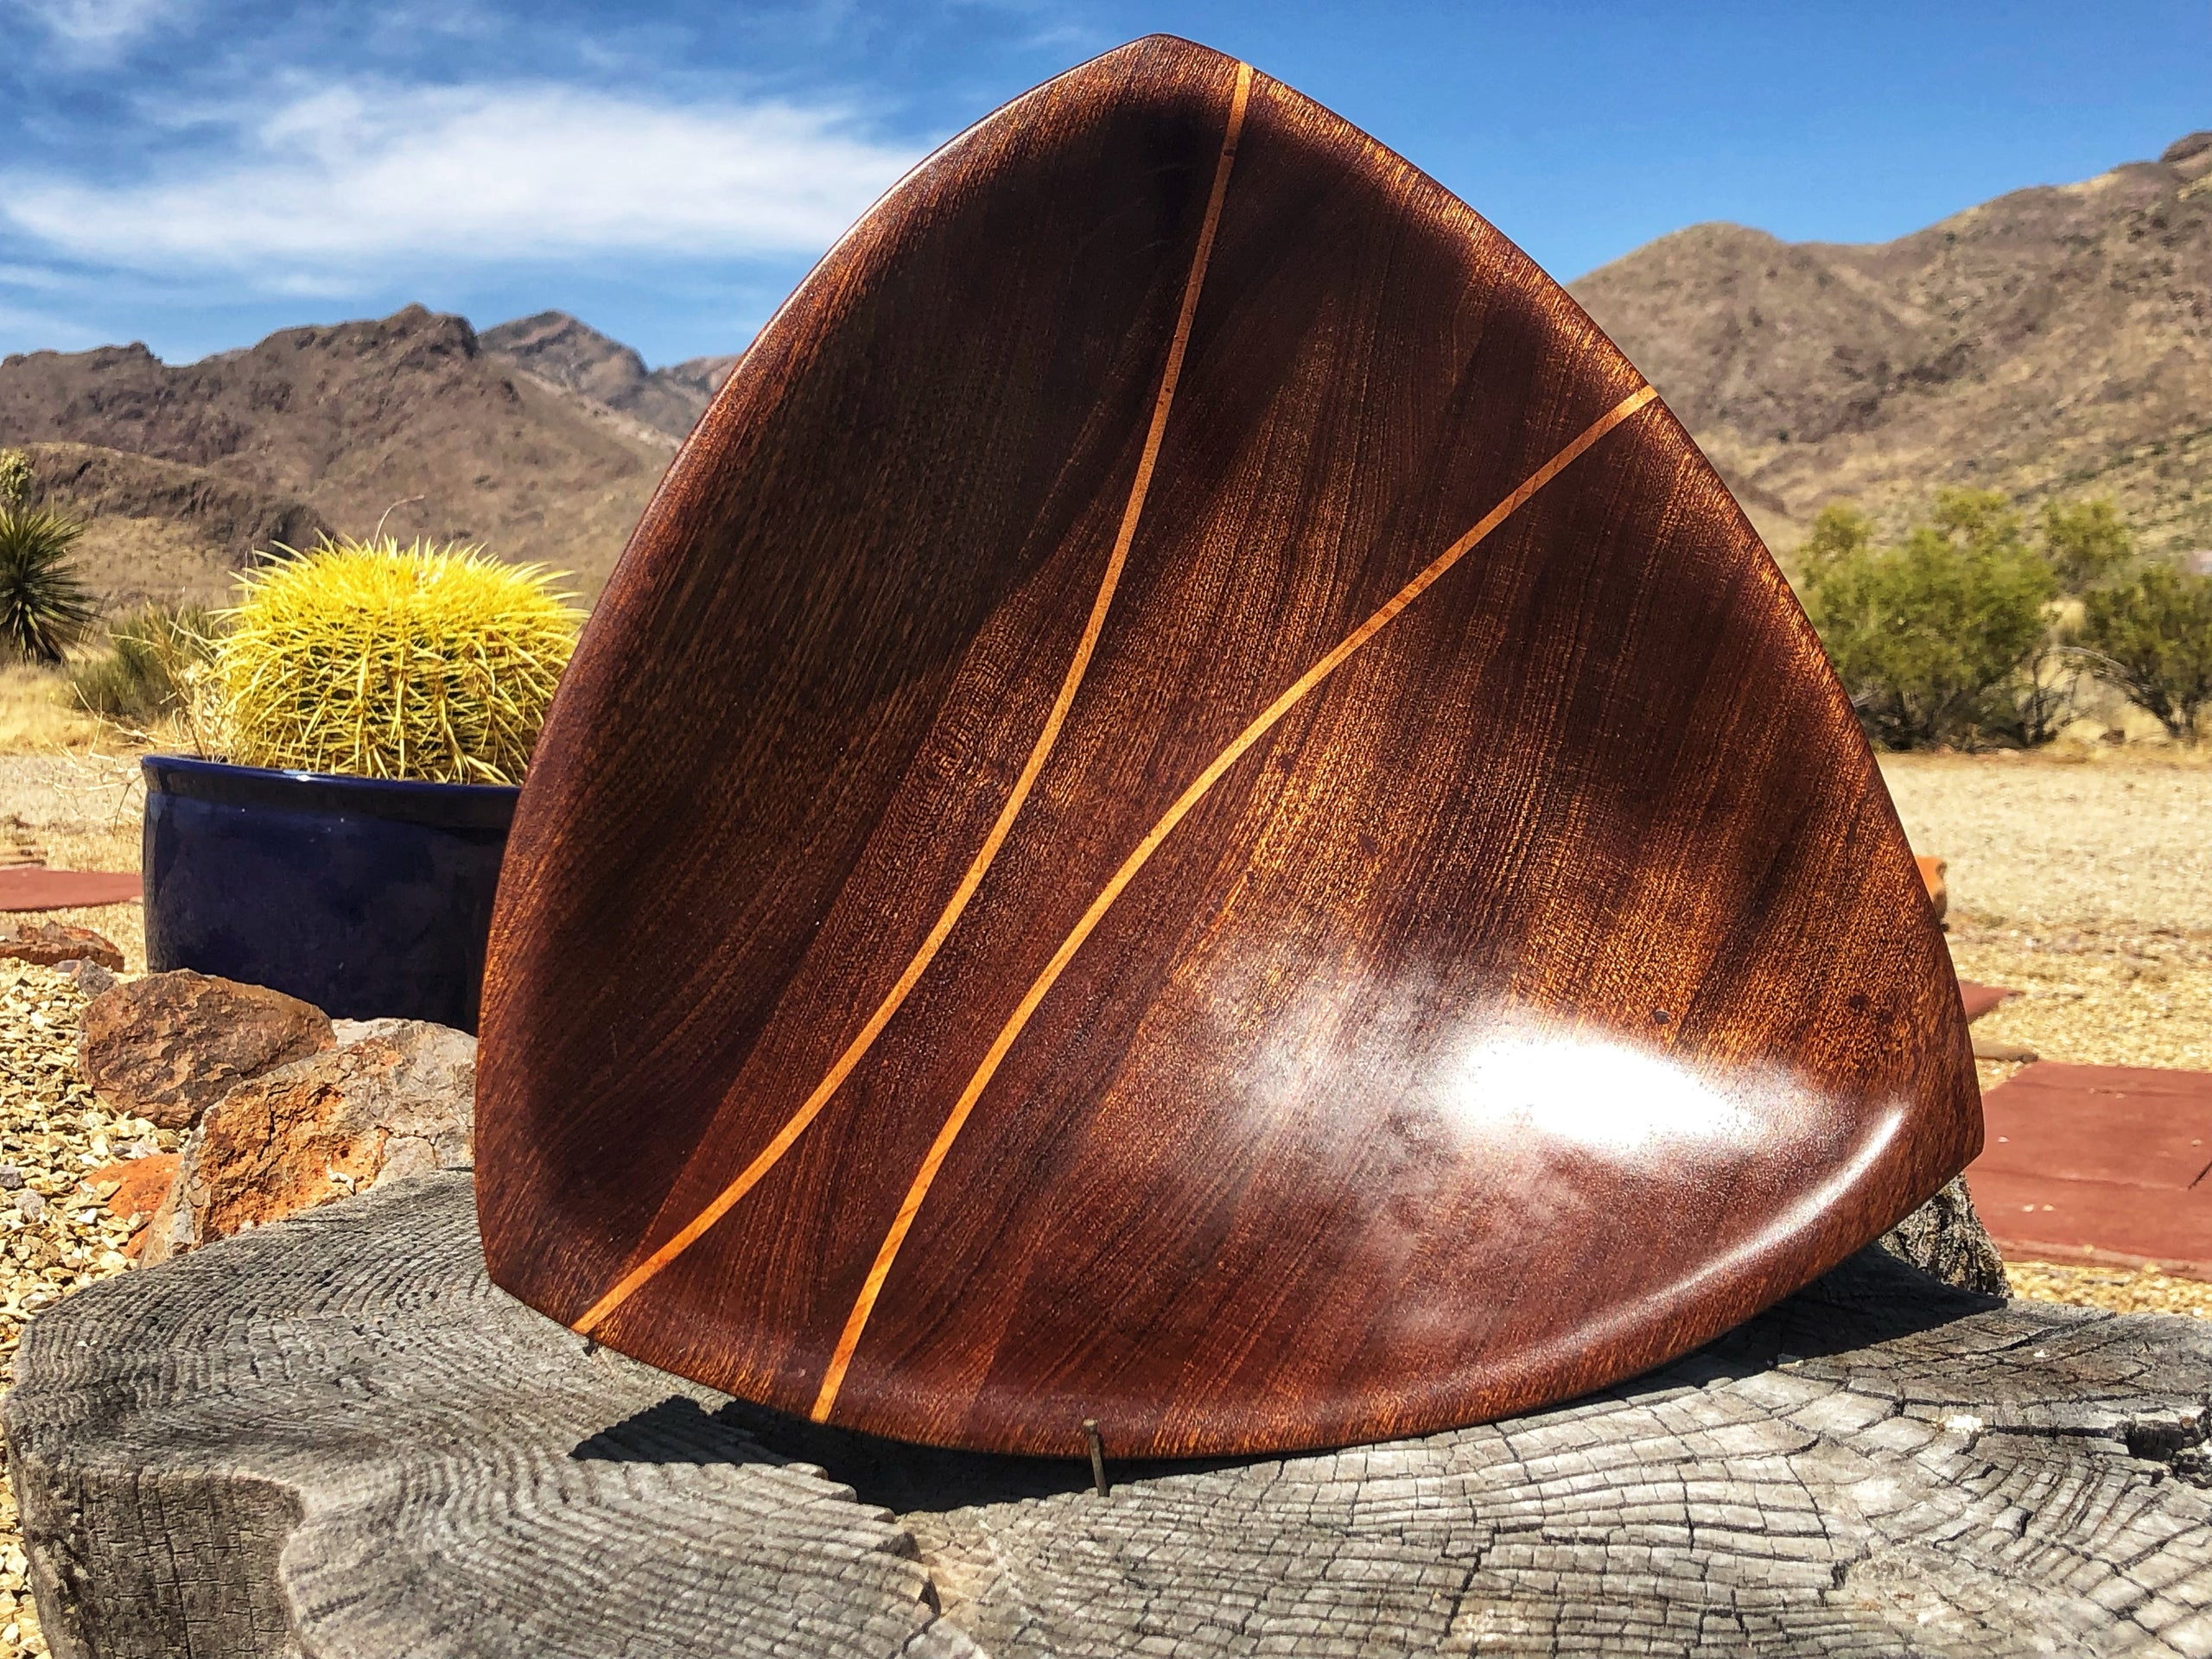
[
  {"left": 0, "top": 746, "right": 2200, "bottom": 1655},
  {"left": 1883, "top": 751, "right": 2212, "bottom": 1322}
]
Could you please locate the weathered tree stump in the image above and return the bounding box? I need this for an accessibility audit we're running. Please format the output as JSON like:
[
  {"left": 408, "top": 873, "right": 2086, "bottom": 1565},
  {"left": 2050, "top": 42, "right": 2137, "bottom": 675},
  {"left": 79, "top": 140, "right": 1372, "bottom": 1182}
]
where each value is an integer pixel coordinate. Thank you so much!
[{"left": 8, "top": 1173, "right": 2211, "bottom": 1657}]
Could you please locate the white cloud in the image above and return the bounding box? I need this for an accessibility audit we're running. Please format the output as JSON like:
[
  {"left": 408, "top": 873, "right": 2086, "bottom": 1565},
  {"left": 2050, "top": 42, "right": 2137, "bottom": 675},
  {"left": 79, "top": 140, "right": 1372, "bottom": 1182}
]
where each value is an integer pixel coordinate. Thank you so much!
[
  {"left": 0, "top": 264, "right": 75, "bottom": 291},
  {"left": 10, "top": 0, "right": 188, "bottom": 54},
  {"left": 0, "top": 79, "right": 924, "bottom": 288}
]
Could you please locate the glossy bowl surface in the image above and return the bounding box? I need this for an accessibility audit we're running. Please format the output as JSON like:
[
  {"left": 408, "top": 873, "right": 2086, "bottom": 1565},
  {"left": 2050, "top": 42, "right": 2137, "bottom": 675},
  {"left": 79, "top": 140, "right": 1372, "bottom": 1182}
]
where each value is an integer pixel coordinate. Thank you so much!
[{"left": 474, "top": 37, "right": 1979, "bottom": 1459}]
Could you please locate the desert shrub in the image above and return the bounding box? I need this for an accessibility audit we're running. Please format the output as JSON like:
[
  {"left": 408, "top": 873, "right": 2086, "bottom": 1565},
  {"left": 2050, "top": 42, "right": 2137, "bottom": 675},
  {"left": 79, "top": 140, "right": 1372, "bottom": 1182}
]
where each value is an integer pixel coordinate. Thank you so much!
[
  {"left": 211, "top": 536, "right": 582, "bottom": 784},
  {"left": 1803, "top": 490, "right": 2058, "bottom": 749},
  {"left": 0, "top": 450, "right": 28, "bottom": 512},
  {"left": 1796, "top": 502, "right": 1876, "bottom": 580},
  {"left": 2040, "top": 499, "right": 2133, "bottom": 594},
  {"left": 0, "top": 508, "right": 97, "bottom": 665},
  {"left": 2077, "top": 563, "right": 2212, "bottom": 741},
  {"left": 68, "top": 605, "right": 219, "bottom": 724}
]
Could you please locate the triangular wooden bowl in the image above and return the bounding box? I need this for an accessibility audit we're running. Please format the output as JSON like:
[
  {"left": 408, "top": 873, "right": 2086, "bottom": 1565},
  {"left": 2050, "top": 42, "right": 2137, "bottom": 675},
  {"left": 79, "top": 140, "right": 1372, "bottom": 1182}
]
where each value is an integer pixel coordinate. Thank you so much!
[{"left": 476, "top": 35, "right": 1980, "bottom": 1460}]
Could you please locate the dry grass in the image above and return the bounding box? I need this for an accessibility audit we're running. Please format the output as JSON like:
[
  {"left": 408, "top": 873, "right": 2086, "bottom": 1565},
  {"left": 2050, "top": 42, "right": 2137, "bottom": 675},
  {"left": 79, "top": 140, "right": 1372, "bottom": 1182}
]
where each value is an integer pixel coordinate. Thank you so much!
[{"left": 0, "top": 669, "right": 105, "bottom": 757}]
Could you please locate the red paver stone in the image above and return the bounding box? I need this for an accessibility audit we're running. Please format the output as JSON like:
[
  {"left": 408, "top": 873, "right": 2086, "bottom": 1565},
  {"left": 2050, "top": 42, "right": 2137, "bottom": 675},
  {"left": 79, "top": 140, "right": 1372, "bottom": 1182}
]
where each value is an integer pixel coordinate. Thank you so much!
[
  {"left": 0, "top": 869, "right": 142, "bottom": 912},
  {"left": 1958, "top": 981, "right": 2015, "bottom": 1023},
  {"left": 1972, "top": 1062, "right": 2212, "bottom": 1278}
]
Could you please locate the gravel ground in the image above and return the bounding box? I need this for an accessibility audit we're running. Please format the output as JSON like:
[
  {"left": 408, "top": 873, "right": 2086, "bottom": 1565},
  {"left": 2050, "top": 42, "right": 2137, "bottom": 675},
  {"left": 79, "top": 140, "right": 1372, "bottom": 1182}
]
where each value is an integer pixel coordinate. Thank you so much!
[
  {"left": 0, "top": 750, "right": 2196, "bottom": 1653},
  {"left": 0, "top": 754, "right": 168, "bottom": 1656},
  {"left": 0, "top": 963, "right": 173, "bottom": 1658},
  {"left": 1881, "top": 750, "right": 2212, "bottom": 932},
  {"left": 2004, "top": 1259, "right": 2212, "bottom": 1319}
]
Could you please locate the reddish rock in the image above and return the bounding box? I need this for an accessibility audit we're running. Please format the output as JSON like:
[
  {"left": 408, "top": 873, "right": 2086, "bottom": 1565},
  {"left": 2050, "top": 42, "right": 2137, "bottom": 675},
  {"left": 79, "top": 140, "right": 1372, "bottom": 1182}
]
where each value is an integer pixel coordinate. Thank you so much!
[
  {"left": 85, "top": 1154, "right": 179, "bottom": 1221},
  {"left": 0, "top": 919, "right": 123, "bottom": 970},
  {"left": 78, "top": 971, "right": 334, "bottom": 1130},
  {"left": 83, "top": 1154, "right": 181, "bottom": 1260},
  {"left": 140, "top": 1021, "right": 474, "bottom": 1265}
]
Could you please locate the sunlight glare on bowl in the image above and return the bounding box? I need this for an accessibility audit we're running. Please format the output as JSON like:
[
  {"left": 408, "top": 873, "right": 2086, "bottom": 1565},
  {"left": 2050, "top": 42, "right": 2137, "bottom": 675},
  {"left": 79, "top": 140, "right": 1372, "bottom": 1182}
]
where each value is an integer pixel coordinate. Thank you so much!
[{"left": 1445, "top": 1028, "right": 1760, "bottom": 1156}]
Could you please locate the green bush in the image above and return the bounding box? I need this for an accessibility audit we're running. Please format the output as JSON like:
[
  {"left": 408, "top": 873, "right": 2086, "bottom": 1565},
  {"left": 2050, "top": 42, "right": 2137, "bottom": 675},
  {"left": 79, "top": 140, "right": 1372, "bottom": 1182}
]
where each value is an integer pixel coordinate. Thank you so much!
[
  {"left": 69, "top": 605, "right": 219, "bottom": 725},
  {"left": 0, "top": 450, "right": 28, "bottom": 512},
  {"left": 2040, "top": 499, "right": 2133, "bottom": 594},
  {"left": 0, "top": 508, "right": 96, "bottom": 665},
  {"left": 2078, "top": 563, "right": 2212, "bottom": 741},
  {"left": 1796, "top": 502, "right": 1876, "bottom": 580},
  {"left": 1803, "top": 490, "right": 2058, "bottom": 749}
]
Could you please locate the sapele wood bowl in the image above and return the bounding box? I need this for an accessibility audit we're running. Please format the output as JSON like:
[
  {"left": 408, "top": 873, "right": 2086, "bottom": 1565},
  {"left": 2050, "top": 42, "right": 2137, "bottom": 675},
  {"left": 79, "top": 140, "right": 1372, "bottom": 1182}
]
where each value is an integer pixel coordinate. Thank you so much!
[{"left": 475, "top": 35, "right": 1979, "bottom": 1459}]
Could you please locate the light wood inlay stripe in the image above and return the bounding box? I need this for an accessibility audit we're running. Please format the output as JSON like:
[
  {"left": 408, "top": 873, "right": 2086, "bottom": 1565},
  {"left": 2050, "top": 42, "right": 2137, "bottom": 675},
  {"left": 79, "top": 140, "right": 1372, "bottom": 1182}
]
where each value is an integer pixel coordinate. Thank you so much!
[
  {"left": 810, "top": 382, "right": 1662, "bottom": 1420},
  {"left": 571, "top": 60, "right": 1258, "bottom": 1339}
]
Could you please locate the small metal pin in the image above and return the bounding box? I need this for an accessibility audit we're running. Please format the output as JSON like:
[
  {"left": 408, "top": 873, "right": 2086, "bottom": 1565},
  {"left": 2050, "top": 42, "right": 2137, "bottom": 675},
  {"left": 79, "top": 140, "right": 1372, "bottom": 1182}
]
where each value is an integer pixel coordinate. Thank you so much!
[{"left": 1083, "top": 1419, "right": 1109, "bottom": 1497}]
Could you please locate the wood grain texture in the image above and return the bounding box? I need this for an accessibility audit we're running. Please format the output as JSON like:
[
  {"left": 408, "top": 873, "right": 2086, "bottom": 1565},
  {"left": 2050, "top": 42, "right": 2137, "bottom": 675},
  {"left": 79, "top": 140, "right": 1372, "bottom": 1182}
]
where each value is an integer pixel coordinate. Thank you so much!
[
  {"left": 474, "top": 33, "right": 1980, "bottom": 1458},
  {"left": 13, "top": 1176, "right": 2212, "bottom": 1657}
]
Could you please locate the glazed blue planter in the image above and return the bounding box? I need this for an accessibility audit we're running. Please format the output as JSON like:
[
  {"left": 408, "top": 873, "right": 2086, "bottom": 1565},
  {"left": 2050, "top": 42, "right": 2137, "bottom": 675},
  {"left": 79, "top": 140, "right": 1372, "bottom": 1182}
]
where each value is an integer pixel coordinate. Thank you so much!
[{"left": 141, "top": 755, "right": 519, "bottom": 1033}]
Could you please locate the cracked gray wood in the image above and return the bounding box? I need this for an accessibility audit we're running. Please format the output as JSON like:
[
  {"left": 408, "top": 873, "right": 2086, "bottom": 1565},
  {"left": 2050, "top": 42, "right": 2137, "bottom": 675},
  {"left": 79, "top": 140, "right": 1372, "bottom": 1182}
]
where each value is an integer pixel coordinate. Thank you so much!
[{"left": 7, "top": 1173, "right": 2210, "bottom": 1657}]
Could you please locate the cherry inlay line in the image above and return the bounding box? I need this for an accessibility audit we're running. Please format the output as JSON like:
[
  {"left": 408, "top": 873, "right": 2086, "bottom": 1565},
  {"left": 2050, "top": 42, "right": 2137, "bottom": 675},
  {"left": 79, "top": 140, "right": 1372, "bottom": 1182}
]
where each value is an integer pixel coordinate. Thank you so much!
[
  {"left": 808, "top": 381, "right": 1662, "bottom": 1421},
  {"left": 569, "top": 60, "right": 1257, "bottom": 1341}
]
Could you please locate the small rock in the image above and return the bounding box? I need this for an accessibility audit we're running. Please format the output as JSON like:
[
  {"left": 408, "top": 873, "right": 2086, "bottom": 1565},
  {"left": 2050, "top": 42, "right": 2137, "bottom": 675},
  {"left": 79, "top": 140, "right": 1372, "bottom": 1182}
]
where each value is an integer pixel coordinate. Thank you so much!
[
  {"left": 14, "top": 1190, "right": 45, "bottom": 1220},
  {"left": 0, "top": 920, "right": 124, "bottom": 971},
  {"left": 141, "top": 1021, "right": 475, "bottom": 1265},
  {"left": 78, "top": 970, "right": 334, "bottom": 1131},
  {"left": 57, "top": 959, "right": 118, "bottom": 997},
  {"left": 0, "top": 1165, "right": 21, "bottom": 1190}
]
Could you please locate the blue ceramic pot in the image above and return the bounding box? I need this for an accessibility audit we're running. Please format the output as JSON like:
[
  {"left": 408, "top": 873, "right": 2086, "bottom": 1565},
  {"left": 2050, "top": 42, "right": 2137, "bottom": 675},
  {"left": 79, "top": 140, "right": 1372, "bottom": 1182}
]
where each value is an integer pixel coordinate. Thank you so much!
[{"left": 142, "top": 755, "right": 518, "bottom": 1033}]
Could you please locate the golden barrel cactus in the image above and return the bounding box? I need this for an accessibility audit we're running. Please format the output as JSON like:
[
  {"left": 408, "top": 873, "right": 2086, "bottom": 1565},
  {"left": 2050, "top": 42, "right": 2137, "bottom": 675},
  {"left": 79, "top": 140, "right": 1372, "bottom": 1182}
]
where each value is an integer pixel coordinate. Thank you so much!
[{"left": 213, "top": 537, "right": 583, "bottom": 785}]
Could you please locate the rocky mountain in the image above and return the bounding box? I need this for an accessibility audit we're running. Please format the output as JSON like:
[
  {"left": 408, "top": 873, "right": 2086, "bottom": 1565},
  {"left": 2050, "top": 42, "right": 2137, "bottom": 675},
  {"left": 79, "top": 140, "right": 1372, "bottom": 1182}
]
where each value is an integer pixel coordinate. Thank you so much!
[
  {"left": 0, "top": 305, "right": 685, "bottom": 603},
  {"left": 15, "top": 442, "right": 330, "bottom": 610},
  {"left": 480, "top": 312, "right": 740, "bottom": 442},
  {"left": 4, "top": 129, "right": 2205, "bottom": 613},
  {"left": 1571, "top": 131, "right": 2212, "bottom": 562}
]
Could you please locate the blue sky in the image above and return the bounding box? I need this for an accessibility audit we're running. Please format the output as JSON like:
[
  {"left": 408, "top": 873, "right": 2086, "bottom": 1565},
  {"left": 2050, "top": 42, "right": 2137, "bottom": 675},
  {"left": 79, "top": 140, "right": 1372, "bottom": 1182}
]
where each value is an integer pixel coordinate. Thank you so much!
[{"left": 3, "top": 0, "right": 2206, "bottom": 367}]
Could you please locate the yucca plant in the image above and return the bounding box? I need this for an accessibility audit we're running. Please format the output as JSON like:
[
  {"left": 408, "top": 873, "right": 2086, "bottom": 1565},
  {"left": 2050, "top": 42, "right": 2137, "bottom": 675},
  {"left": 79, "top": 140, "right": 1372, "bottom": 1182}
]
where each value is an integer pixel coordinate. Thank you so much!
[
  {"left": 211, "top": 537, "right": 582, "bottom": 785},
  {"left": 0, "top": 508, "right": 98, "bottom": 665}
]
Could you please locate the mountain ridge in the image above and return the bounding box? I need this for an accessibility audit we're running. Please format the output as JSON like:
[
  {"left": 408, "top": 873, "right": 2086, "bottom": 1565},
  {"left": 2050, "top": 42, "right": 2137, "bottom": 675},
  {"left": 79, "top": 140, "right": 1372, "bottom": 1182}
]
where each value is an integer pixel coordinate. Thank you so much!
[
  {"left": 3, "top": 127, "right": 2207, "bottom": 613},
  {"left": 1568, "top": 129, "right": 2212, "bottom": 559},
  {"left": 478, "top": 311, "right": 738, "bottom": 442},
  {"left": 0, "top": 305, "right": 695, "bottom": 601}
]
